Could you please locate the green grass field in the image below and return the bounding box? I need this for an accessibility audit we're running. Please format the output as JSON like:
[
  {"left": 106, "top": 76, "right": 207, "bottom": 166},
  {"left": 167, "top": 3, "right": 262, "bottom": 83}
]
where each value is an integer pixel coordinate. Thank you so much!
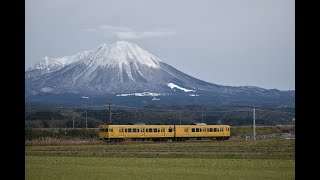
[{"left": 25, "top": 139, "right": 295, "bottom": 180}]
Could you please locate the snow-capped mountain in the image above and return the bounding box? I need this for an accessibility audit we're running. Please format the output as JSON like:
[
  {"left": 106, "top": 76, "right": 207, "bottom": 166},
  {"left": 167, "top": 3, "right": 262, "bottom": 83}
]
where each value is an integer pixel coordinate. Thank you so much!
[{"left": 25, "top": 41, "right": 294, "bottom": 106}]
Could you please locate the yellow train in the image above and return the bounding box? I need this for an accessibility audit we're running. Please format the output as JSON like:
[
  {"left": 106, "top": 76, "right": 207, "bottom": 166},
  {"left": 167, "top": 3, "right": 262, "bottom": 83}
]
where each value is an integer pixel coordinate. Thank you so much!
[{"left": 98, "top": 124, "right": 230, "bottom": 142}]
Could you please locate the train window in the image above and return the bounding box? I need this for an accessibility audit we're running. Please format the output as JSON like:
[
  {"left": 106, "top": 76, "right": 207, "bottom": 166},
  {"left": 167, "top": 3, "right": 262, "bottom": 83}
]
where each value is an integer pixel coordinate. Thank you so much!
[
  {"left": 128, "top": 128, "right": 132, "bottom": 133},
  {"left": 217, "top": 128, "right": 220, "bottom": 132},
  {"left": 184, "top": 128, "right": 188, "bottom": 132},
  {"left": 149, "top": 128, "right": 153, "bottom": 132},
  {"left": 125, "top": 128, "right": 127, "bottom": 132},
  {"left": 157, "top": 128, "right": 160, "bottom": 132},
  {"left": 196, "top": 128, "right": 199, "bottom": 132},
  {"left": 221, "top": 128, "right": 223, "bottom": 132},
  {"left": 146, "top": 128, "right": 149, "bottom": 132},
  {"left": 153, "top": 128, "right": 157, "bottom": 132},
  {"left": 133, "top": 128, "right": 137, "bottom": 132},
  {"left": 110, "top": 129, "right": 113, "bottom": 132},
  {"left": 137, "top": 129, "right": 140, "bottom": 132},
  {"left": 142, "top": 128, "right": 145, "bottom": 132},
  {"left": 210, "top": 128, "right": 213, "bottom": 132},
  {"left": 168, "top": 128, "right": 173, "bottom": 132},
  {"left": 203, "top": 128, "right": 206, "bottom": 132},
  {"left": 161, "top": 128, "right": 165, "bottom": 132},
  {"left": 199, "top": 128, "right": 202, "bottom": 132},
  {"left": 192, "top": 128, "right": 195, "bottom": 132},
  {"left": 100, "top": 128, "right": 108, "bottom": 132},
  {"left": 214, "top": 128, "right": 217, "bottom": 132},
  {"left": 119, "top": 129, "right": 123, "bottom": 132}
]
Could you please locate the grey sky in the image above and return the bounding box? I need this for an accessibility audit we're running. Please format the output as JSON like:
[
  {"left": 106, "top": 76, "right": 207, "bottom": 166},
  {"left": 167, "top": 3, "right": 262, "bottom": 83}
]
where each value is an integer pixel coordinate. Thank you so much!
[{"left": 25, "top": 0, "right": 294, "bottom": 90}]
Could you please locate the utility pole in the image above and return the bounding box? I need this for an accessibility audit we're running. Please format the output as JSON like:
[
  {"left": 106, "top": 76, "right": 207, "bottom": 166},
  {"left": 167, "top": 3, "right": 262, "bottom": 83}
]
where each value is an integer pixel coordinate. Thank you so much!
[
  {"left": 108, "top": 99, "right": 112, "bottom": 124},
  {"left": 72, "top": 106, "right": 75, "bottom": 129},
  {"left": 85, "top": 105, "right": 87, "bottom": 130},
  {"left": 201, "top": 106, "right": 204, "bottom": 123},
  {"left": 253, "top": 107, "right": 256, "bottom": 141}
]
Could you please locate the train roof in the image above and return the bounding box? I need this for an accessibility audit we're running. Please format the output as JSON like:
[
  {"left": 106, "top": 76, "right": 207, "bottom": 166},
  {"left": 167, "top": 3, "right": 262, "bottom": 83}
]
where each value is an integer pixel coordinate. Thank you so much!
[{"left": 99, "top": 124, "right": 230, "bottom": 126}]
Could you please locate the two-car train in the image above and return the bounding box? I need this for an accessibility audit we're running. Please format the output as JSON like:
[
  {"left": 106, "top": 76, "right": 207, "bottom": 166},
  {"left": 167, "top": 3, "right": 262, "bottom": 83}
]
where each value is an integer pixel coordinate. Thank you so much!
[{"left": 98, "top": 124, "right": 230, "bottom": 142}]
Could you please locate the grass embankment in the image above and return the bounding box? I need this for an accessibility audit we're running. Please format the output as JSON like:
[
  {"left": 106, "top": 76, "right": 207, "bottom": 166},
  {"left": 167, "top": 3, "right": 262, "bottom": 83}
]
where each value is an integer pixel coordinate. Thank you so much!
[{"left": 26, "top": 139, "right": 295, "bottom": 180}]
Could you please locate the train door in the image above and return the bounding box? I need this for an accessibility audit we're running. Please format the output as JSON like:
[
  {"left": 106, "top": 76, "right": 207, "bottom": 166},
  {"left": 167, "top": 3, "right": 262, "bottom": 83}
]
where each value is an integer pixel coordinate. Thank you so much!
[
  {"left": 161, "top": 127, "right": 165, "bottom": 137},
  {"left": 110, "top": 128, "right": 114, "bottom": 138},
  {"left": 140, "top": 128, "right": 145, "bottom": 137},
  {"left": 119, "top": 128, "right": 124, "bottom": 137},
  {"left": 184, "top": 127, "right": 189, "bottom": 136}
]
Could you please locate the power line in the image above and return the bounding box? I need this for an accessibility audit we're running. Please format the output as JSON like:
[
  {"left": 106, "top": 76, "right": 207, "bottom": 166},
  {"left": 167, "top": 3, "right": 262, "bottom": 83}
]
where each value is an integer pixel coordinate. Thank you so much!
[
  {"left": 112, "top": 104, "right": 253, "bottom": 113},
  {"left": 25, "top": 104, "right": 295, "bottom": 114}
]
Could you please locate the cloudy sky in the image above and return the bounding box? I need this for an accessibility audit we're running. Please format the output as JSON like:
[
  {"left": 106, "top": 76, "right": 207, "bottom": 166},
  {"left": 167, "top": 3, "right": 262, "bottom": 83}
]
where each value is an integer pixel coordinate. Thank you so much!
[{"left": 25, "top": 0, "right": 294, "bottom": 90}]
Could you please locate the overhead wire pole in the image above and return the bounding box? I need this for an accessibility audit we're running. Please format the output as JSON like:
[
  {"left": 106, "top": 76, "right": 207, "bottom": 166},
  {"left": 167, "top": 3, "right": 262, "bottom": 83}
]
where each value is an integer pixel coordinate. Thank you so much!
[
  {"left": 253, "top": 107, "right": 256, "bottom": 141},
  {"left": 201, "top": 105, "right": 204, "bottom": 123},
  {"left": 86, "top": 104, "right": 87, "bottom": 130},
  {"left": 81, "top": 96, "right": 90, "bottom": 130},
  {"left": 72, "top": 106, "right": 75, "bottom": 129},
  {"left": 108, "top": 99, "right": 112, "bottom": 124}
]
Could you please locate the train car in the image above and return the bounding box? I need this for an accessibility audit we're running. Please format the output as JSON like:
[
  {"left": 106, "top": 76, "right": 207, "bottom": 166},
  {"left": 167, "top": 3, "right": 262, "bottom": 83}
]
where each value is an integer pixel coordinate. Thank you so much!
[
  {"left": 98, "top": 124, "right": 175, "bottom": 141},
  {"left": 98, "top": 124, "right": 230, "bottom": 142},
  {"left": 174, "top": 125, "right": 230, "bottom": 141}
]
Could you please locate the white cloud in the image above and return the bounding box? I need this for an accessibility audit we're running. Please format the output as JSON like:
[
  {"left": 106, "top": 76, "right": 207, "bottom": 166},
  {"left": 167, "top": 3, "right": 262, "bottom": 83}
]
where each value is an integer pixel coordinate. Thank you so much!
[{"left": 83, "top": 25, "right": 176, "bottom": 39}]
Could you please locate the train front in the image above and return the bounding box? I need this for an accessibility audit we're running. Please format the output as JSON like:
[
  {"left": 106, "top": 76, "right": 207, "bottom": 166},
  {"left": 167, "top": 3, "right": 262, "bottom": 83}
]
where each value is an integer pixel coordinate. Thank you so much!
[{"left": 98, "top": 124, "right": 109, "bottom": 139}]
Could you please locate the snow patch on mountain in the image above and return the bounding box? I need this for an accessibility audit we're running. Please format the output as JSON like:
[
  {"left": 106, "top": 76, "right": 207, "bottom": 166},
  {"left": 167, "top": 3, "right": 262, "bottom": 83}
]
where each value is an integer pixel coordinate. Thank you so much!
[
  {"left": 167, "top": 83, "right": 195, "bottom": 92},
  {"left": 189, "top": 94, "right": 199, "bottom": 96},
  {"left": 40, "top": 87, "right": 54, "bottom": 93},
  {"left": 117, "top": 92, "right": 166, "bottom": 97}
]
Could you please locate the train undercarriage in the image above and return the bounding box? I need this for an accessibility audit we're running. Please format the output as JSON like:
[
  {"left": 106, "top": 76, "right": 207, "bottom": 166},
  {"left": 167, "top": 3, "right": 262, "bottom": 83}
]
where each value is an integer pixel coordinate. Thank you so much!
[{"left": 101, "top": 136, "right": 230, "bottom": 143}]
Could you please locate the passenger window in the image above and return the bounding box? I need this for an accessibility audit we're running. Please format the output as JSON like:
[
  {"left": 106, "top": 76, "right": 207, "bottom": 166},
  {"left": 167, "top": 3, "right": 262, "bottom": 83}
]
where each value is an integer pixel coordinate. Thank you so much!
[
  {"left": 168, "top": 128, "right": 173, "bottom": 132},
  {"left": 184, "top": 128, "right": 188, "bottom": 132},
  {"left": 214, "top": 128, "right": 217, "bottom": 132},
  {"left": 203, "top": 128, "right": 206, "bottom": 132},
  {"left": 137, "top": 129, "right": 140, "bottom": 132},
  {"left": 149, "top": 128, "right": 153, "bottom": 132},
  {"left": 199, "top": 128, "right": 202, "bottom": 132},
  {"left": 153, "top": 128, "right": 157, "bottom": 132},
  {"left": 210, "top": 128, "right": 213, "bottom": 132},
  {"left": 128, "top": 128, "right": 132, "bottom": 133},
  {"left": 146, "top": 128, "right": 149, "bottom": 132},
  {"left": 157, "top": 128, "right": 160, "bottom": 132},
  {"left": 133, "top": 128, "right": 136, "bottom": 132},
  {"left": 125, "top": 128, "right": 127, "bottom": 132},
  {"left": 196, "top": 128, "right": 199, "bottom": 132},
  {"left": 161, "top": 128, "right": 165, "bottom": 132},
  {"left": 192, "top": 128, "right": 195, "bottom": 132}
]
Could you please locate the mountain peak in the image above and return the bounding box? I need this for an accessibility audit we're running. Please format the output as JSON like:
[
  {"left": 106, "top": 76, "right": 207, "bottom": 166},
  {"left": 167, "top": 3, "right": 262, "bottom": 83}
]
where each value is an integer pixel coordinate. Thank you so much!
[{"left": 92, "top": 41, "right": 162, "bottom": 68}]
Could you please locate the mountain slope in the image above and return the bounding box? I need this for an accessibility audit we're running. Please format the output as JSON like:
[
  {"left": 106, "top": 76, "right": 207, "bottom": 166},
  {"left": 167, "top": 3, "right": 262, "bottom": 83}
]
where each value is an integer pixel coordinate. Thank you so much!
[{"left": 25, "top": 41, "right": 294, "bottom": 107}]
